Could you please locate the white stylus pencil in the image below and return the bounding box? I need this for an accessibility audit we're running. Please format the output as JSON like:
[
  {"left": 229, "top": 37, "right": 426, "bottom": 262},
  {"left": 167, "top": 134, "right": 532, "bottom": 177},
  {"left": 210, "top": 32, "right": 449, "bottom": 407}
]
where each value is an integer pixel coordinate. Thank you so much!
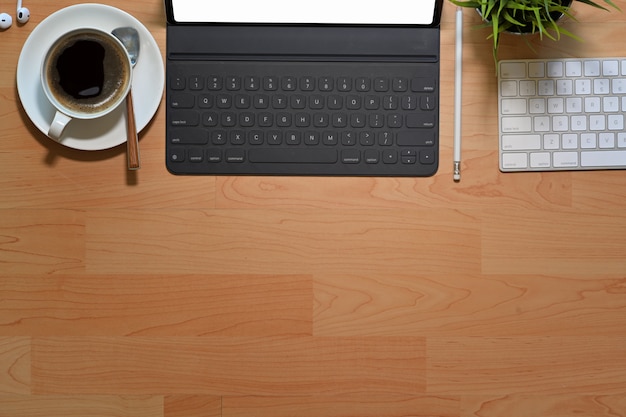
[{"left": 453, "top": 7, "right": 463, "bottom": 181}]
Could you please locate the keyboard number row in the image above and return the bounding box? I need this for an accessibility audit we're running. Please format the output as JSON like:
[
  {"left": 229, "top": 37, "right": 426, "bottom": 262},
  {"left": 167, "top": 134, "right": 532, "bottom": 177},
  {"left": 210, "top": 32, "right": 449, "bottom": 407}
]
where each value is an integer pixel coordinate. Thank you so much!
[
  {"left": 502, "top": 97, "right": 626, "bottom": 114},
  {"left": 501, "top": 79, "right": 626, "bottom": 97}
]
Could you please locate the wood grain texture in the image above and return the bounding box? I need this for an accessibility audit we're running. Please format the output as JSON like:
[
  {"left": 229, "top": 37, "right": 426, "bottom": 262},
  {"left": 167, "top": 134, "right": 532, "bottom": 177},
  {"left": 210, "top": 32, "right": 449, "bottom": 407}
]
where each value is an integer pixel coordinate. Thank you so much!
[
  {"left": 221, "top": 394, "right": 460, "bottom": 417},
  {"left": 165, "top": 396, "right": 221, "bottom": 417},
  {"left": 482, "top": 208, "right": 626, "bottom": 275},
  {"left": 83, "top": 208, "right": 481, "bottom": 276},
  {"left": 0, "top": 274, "right": 312, "bottom": 336},
  {"left": 31, "top": 337, "right": 425, "bottom": 395},
  {"left": 0, "top": 338, "right": 31, "bottom": 394},
  {"left": 428, "top": 337, "right": 626, "bottom": 395},
  {"left": 0, "top": 395, "right": 163, "bottom": 417},
  {"left": 462, "top": 394, "right": 626, "bottom": 417},
  {"left": 1, "top": 1, "right": 626, "bottom": 416},
  {"left": 314, "top": 274, "right": 626, "bottom": 337},
  {"left": 0, "top": 210, "right": 85, "bottom": 274}
]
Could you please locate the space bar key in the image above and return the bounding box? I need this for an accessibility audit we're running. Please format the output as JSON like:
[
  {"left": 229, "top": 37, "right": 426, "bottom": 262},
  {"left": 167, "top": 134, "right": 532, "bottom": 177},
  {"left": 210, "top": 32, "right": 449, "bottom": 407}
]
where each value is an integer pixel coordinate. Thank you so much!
[{"left": 249, "top": 148, "right": 338, "bottom": 164}]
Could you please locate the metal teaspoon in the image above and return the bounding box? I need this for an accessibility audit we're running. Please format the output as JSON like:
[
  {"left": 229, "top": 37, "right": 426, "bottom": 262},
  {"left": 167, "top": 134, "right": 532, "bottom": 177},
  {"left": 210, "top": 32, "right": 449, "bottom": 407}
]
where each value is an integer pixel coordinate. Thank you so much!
[{"left": 112, "top": 27, "right": 141, "bottom": 170}]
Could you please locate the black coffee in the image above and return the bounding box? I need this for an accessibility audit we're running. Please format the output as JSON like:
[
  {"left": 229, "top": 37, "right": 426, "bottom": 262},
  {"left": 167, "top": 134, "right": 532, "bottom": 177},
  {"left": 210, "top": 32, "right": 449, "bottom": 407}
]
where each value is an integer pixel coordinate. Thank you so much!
[
  {"left": 57, "top": 40, "right": 106, "bottom": 99},
  {"left": 45, "top": 30, "right": 130, "bottom": 115}
]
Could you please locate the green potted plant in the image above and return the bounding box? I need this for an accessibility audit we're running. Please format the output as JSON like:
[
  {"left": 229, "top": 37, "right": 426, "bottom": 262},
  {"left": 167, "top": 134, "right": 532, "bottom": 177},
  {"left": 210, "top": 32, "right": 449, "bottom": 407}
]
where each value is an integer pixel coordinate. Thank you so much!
[{"left": 449, "top": 0, "right": 620, "bottom": 62}]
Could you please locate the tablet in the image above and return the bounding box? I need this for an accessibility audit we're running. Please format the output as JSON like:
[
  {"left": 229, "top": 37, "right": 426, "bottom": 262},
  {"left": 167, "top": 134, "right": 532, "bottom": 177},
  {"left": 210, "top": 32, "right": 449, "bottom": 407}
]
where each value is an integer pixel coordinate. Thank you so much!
[{"left": 166, "top": 0, "right": 442, "bottom": 26}]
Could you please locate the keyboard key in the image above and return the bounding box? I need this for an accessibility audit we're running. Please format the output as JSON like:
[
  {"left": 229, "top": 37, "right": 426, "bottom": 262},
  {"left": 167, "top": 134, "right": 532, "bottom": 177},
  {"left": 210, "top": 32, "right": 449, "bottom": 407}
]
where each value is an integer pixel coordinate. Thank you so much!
[
  {"left": 411, "top": 77, "right": 436, "bottom": 92},
  {"left": 584, "top": 61, "right": 601, "bottom": 76},
  {"left": 599, "top": 133, "right": 615, "bottom": 148},
  {"left": 401, "top": 149, "right": 417, "bottom": 164},
  {"left": 500, "top": 62, "right": 526, "bottom": 79},
  {"left": 553, "top": 115, "right": 569, "bottom": 131},
  {"left": 538, "top": 80, "right": 555, "bottom": 96},
  {"left": 364, "top": 150, "right": 380, "bottom": 163},
  {"left": 249, "top": 148, "right": 338, "bottom": 164},
  {"left": 199, "top": 95, "right": 214, "bottom": 108},
  {"left": 547, "top": 98, "right": 564, "bottom": 114},
  {"left": 590, "top": 115, "right": 606, "bottom": 130},
  {"left": 406, "top": 114, "right": 436, "bottom": 128},
  {"left": 502, "top": 153, "right": 528, "bottom": 169},
  {"left": 170, "top": 93, "right": 195, "bottom": 109},
  {"left": 581, "top": 133, "right": 597, "bottom": 149},
  {"left": 534, "top": 116, "right": 550, "bottom": 132},
  {"left": 519, "top": 81, "right": 536, "bottom": 96},
  {"left": 170, "top": 75, "right": 185, "bottom": 90},
  {"left": 396, "top": 131, "right": 436, "bottom": 147},
  {"left": 300, "top": 76, "right": 315, "bottom": 91},
  {"left": 420, "top": 95, "right": 436, "bottom": 111},
  {"left": 571, "top": 115, "right": 587, "bottom": 131},
  {"left": 282, "top": 76, "right": 297, "bottom": 91},
  {"left": 608, "top": 114, "right": 624, "bottom": 130},
  {"left": 355, "top": 77, "right": 370, "bottom": 92},
  {"left": 226, "top": 77, "right": 241, "bottom": 90},
  {"left": 319, "top": 77, "right": 333, "bottom": 91},
  {"left": 189, "top": 76, "right": 203, "bottom": 90},
  {"left": 500, "top": 81, "right": 518, "bottom": 97},
  {"left": 566, "top": 97, "right": 582, "bottom": 113},
  {"left": 420, "top": 149, "right": 435, "bottom": 164},
  {"left": 342, "top": 149, "right": 361, "bottom": 164},
  {"left": 263, "top": 76, "right": 278, "bottom": 91},
  {"left": 562, "top": 133, "right": 578, "bottom": 149},
  {"left": 528, "top": 62, "right": 545, "bottom": 78},
  {"left": 530, "top": 152, "right": 551, "bottom": 168},
  {"left": 501, "top": 134, "right": 541, "bottom": 151},
  {"left": 575, "top": 79, "right": 592, "bottom": 95},
  {"left": 188, "top": 149, "right": 204, "bottom": 162},
  {"left": 244, "top": 76, "right": 260, "bottom": 91},
  {"left": 612, "top": 79, "right": 626, "bottom": 94},
  {"left": 529, "top": 98, "right": 546, "bottom": 114},
  {"left": 168, "top": 148, "right": 185, "bottom": 162},
  {"left": 581, "top": 150, "right": 626, "bottom": 167},
  {"left": 170, "top": 110, "right": 200, "bottom": 127},
  {"left": 547, "top": 61, "right": 564, "bottom": 77},
  {"left": 169, "top": 129, "right": 208, "bottom": 145},
  {"left": 207, "top": 149, "right": 222, "bottom": 162},
  {"left": 207, "top": 76, "right": 222, "bottom": 90},
  {"left": 501, "top": 98, "right": 527, "bottom": 115},
  {"left": 544, "top": 134, "right": 560, "bottom": 150},
  {"left": 553, "top": 151, "right": 579, "bottom": 167},
  {"left": 337, "top": 77, "right": 352, "bottom": 92},
  {"left": 374, "top": 78, "right": 389, "bottom": 92},
  {"left": 501, "top": 116, "right": 532, "bottom": 133},
  {"left": 226, "top": 149, "right": 245, "bottom": 163},
  {"left": 392, "top": 78, "right": 408, "bottom": 92},
  {"left": 556, "top": 80, "right": 573, "bottom": 95},
  {"left": 565, "top": 61, "right": 582, "bottom": 77},
  {"left": 603, "top": 60, "right": 619, "bottom": 76},
  {"left": 594, "top": 79, "right": 610, "bottom": 94},
  {"left": 382, "top": 150, "right": 398, "bottom": 164}
]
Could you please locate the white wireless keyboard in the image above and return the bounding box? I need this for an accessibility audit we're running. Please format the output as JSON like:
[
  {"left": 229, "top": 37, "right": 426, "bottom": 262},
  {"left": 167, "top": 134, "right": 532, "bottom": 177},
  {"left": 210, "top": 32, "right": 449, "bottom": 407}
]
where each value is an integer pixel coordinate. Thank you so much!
[{"left": 498, "top": 57, "right": 626, "bottom": 172}]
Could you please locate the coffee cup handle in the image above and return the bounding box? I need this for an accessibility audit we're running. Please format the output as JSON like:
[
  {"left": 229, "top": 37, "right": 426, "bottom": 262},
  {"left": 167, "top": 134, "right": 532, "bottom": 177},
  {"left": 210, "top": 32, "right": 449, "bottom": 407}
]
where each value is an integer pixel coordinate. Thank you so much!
[{"left": 48, "top": 111, "right": 72, "bottom": 140}]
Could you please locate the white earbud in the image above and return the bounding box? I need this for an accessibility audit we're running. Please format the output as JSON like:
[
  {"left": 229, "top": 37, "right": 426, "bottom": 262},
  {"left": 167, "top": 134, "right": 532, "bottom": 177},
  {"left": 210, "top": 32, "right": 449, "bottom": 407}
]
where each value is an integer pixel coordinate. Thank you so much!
[
  {"left": 16, "top": 0, "right": 28, "bottom": 24},
  {"left": 0, "top": 12, "right": 11, "bottom": 29}
]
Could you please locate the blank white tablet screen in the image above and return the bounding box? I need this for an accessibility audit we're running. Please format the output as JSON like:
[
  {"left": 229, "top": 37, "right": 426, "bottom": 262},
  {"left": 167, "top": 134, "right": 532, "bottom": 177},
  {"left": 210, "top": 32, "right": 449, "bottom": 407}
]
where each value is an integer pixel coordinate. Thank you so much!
[{"left": 171, "top": 0, "right": 438, "bottom": 25}]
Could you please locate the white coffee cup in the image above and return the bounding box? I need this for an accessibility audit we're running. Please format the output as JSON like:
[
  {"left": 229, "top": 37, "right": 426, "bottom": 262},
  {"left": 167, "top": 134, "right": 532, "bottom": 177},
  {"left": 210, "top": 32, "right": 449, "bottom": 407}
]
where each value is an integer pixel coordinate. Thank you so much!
[{"left": 41, "top": 28, "right": 132, "bottom": 139}]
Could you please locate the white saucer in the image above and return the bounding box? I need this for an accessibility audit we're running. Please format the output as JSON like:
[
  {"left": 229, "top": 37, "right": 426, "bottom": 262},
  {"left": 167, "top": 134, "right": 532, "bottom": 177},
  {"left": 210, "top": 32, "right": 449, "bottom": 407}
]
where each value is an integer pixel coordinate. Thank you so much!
[{"left": 16, "top": 3, "right": 164, "bottom": 151}]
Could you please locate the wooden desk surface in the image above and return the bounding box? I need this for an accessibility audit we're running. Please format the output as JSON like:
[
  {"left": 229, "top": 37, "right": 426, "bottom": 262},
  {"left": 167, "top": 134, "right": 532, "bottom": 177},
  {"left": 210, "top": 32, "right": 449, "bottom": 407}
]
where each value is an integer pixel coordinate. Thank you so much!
[{"left": 1, "top": 1, "right": 626, "bottom": 416}]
